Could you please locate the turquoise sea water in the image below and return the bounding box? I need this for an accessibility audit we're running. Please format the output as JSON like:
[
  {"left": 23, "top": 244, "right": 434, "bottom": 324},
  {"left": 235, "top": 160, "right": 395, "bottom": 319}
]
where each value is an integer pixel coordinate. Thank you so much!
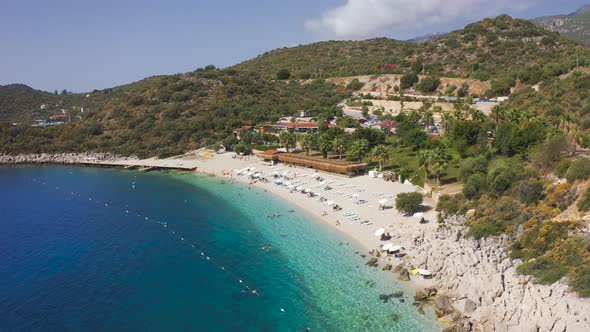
[{"left": 0, "top": 166, "right": 441, "bottom": 331}]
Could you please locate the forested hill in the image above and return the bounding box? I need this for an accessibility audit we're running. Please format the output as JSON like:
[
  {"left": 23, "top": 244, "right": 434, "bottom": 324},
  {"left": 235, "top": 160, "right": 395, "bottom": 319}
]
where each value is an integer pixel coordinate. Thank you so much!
[
  {"left": 532, "top": 5, "right": 590, "bottom": 46},
  {"left": 233, "top": 15, "right": 584, "bottom": 81},
  {"left": 0, "top": 69, "right": 350, "bottom": 158},
  {"left": 1, "top": 15, "right": 589, "bottom": 159},
  {"left": 0, "top": 84, "right": 56, "bottom": 122}
]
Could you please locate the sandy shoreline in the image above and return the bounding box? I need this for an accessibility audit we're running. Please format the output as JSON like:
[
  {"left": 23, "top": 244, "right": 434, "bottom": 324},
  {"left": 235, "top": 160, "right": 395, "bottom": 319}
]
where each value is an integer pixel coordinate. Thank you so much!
[{"left": 3, "top": 152, "right": 590, "bottom": 331}]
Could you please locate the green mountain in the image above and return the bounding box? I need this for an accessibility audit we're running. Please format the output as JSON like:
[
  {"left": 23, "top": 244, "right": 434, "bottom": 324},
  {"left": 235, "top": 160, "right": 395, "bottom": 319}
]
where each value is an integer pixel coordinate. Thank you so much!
[
  {"left": 1, "top": 15, "right": 588, "bottom": 158},
  {"left": 234, "top": 15, "right": 582, "bottom": 82},
  {"left": 532, "top": 5, "right": 590, "bottom": 46}
]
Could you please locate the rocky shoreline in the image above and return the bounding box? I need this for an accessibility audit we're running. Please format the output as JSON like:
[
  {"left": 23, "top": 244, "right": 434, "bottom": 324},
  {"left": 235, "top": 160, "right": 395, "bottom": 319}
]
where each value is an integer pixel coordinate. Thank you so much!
[
  {"left": 384, "top": 217, "right": 590, "bottom": 332},
  {"left": 0, "top": 153, "right": 134, "bottom": 165}
]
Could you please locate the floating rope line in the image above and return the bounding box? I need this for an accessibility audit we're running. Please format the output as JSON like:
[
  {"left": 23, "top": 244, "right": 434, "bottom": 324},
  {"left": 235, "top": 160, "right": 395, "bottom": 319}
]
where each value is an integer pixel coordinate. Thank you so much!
[{"left": 24, "top": 176, "right": 264, "bottom": 298}]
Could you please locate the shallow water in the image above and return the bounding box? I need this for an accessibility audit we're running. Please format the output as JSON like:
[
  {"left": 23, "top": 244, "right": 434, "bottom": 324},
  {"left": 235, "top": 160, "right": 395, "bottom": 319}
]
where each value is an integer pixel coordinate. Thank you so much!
[{"left": 0, "top": 166, "right": 441, "bottom": 331}]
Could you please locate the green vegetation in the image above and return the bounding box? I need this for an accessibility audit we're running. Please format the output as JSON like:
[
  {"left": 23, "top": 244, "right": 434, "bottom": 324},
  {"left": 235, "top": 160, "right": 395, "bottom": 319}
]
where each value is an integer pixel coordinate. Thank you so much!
[
  {"left": 233, "top": 15, "right": 587, "bottom": 82},
  {"left": 395, "top": 192, "right": 424, "bottom": 213},
  {"left": 532, "top": 5, "right": 590, "bottom": 46}
]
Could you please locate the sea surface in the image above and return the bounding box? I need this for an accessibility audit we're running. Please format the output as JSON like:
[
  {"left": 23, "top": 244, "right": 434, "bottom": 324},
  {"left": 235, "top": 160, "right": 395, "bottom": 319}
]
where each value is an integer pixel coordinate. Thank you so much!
[{"left": 0, "top": 166, "right": 441, "bottom": 331}]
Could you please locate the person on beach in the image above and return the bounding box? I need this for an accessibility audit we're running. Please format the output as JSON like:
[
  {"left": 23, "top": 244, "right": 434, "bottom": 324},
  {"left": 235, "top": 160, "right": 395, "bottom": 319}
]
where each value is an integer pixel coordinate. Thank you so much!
[{"left": 336, "top": 220, "right": 341, "bottom": 226}]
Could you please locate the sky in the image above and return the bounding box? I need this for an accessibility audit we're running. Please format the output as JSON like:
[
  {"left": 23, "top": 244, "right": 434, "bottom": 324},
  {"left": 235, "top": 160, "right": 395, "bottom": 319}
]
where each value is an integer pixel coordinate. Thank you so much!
[{"left": 1, "top": 0, "right": 588, "bottom": 92}]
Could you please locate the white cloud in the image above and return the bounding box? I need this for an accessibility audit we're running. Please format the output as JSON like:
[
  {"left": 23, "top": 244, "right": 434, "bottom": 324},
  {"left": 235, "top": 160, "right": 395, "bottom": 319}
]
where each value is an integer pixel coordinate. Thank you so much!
[{"left": 305, "top": 0, "right": 538, "bottom": 39}]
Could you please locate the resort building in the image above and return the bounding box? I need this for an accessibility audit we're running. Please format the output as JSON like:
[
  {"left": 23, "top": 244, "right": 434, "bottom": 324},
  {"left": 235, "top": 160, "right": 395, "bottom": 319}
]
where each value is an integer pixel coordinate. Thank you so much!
[{"left": 274, "top": 121, "right": 328, "bottom": 134}]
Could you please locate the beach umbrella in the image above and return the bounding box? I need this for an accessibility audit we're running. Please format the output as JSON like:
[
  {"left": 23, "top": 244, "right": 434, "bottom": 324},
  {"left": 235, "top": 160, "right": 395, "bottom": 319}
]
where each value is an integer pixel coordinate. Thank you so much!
[
  {"left": 418, "top": 269, "right": 432, "bottom": 276},
  {"left": 413, "top": 212, "right": 424, "bottom": 218},
  {"left": 295, "top": 186, "right": 303, "bottom": 191},
  {"left": 374, "top": 228, "right": 385, "bottom": 237},
  {"left": 284, "top": 182, "right": 292, "bottom": 186},
  {"left": 312, "top": 173, "right": 319, "bottom": 178},
  {"left": 326, "top": 200, "right": 336, "bottom": 206},
  {"left": 315, "top": 193, "right": 322, "bottom": 197},
  {"left": 388, "top": 245, "right": 401, "bottom": 253},
  {"left": 378, "top": 198, "right": 388, "bottom": 205},
  {"left": 287, "top": 185, "right": 295, "bottom": 189},
  {"left": 382, "top": 243, "right": 393, "bottom": 251}
]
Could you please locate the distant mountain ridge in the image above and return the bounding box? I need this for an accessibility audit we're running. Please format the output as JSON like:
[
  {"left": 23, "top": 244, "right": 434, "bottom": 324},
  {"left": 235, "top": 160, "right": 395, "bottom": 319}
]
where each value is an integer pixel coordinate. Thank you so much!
[
  {"left": 406, "top": 32, "right": 448, "bottom": 43},
  {"left": 532, "top": 5, "right": 590, "bottom": 46}
]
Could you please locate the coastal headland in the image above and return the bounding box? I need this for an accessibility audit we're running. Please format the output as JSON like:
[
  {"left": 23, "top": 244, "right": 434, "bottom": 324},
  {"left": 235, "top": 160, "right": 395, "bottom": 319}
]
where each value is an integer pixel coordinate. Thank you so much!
[{"left": 2, "top": 152, "right": 590, "bottom": 332}]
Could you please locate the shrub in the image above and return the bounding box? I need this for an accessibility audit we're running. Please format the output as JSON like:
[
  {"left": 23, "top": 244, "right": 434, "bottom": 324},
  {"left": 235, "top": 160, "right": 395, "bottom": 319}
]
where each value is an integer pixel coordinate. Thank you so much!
[
  {"left": 457, "top": 83, "right": 469, "bottom": 97},
  {"left": 578, "top": 188, "right": 590, "bottom": 212},
  {"left": 565, "top": 158, "right": 590, "bottom": 183},
  {"left": 459, "top": 156, "right": 489, "bottom": 181},
  {"left": 516, "top": 257, "right": 568, "bottom": 285},
  {"left": 276, "top": 69, "right": 291, "bottom": 80},
  {"left": 347, "top": 78, "right": 364, "bottom": 91},
  {"left": 395, "top": 192, "right": 423, "bottom": 213},
  {"left": 571, "top": 265, "right": 590, "bottom": 297},
  {"left": 436, "top": 194, "right": 467, "bottom": 215},
  {"left": 416, "top": 76, "right": 441, "bottom": 93},
  {"left": 514, "top": 181, "right": 544, "bottom": 205},
  {"left": 469, "top": 220, "right": 507, "bottom": 239},
  {"left": 233, "top": 143, "right": 252, "bottom": 155},
  {"left": 556, "top": 159, "right": 572, "bottom": 178},
  {"left": 463, "top": 173, "right": 486, "bottom": 199},
  {"left": 400, "top": 73, "right": 419, "bottom": 90}
]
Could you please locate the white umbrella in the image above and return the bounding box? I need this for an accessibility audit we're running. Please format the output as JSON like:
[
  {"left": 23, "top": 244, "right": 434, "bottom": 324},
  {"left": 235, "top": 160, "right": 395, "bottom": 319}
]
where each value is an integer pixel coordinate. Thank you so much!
[
  {"left": 352, "top": 194, "right": 359, "bottom": 198},
  {"left": 295, "top": 186, "right": 303, "bottom": 191},
  {"left": 374, "top": 228, "right": 385, "bottom": 237},
  {"left": 284, "top": 182, "right": 292, "bottom": 186},
  {"left": 315, "top": 192, "right": 322, "bottom": 197},
  {"left": 378, "top": 198, "right": 388, "bottom": 205},
  {"left": 312, "top": 173, "right": 319, "bottom": 178},
  {"left": 287, "top": 185, "right": 295, "bottom": 189},
  {"left": 382, "top": 243, "right": 393, "bottom": 251},
  {"left": 413, "top": 212, "right": 424, "bottom": 218},
  {"left": 418, "top": 269, "right": 432, "bottom": 276},
  {"left": 326, "top": 200, "right": 336, "bottom": 206},
  {"left": 388, "top": 245, "right": 401, "bottom": 253}
]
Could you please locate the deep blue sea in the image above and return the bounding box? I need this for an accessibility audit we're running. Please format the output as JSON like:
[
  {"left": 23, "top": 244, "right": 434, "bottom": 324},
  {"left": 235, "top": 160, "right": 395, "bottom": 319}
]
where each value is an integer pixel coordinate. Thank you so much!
[{"left": 0, "top": 166, "right": 441, "bottom": 331}]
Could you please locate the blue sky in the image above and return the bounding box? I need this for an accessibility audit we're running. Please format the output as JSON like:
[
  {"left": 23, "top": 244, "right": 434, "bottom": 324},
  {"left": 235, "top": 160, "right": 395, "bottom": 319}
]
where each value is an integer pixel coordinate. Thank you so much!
[{"left": 1, "top": 0, "right": 587, "bottom": 92}]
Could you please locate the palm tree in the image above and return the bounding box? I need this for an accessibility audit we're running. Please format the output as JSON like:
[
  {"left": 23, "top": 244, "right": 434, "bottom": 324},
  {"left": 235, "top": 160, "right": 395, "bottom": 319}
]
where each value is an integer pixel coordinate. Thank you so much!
[
  {"left": 506, "top": 109, "right": 521, "bottom": 125},
  {"left": 332, "top": 135, "right": 347, "bottom": 160},
  {"left": 418, "top": 149, "right": 435, "bottom": 180},
  {"left": 371, "top": 145, "right": 389, "bottom": 171},
  {"left": 430, "top": 149, "right": 450, "bottom": 186},
  {"left": 279, "top": 131, "right": 295, "bottom": 152},
  {"left": 570, "top": 125, "right": 580, "bottom": 156},
  {"left": 299, "top": 134, "right": 313, "bottom": 156},
  {"left": 559, "top": 113, "right": 575, "bottom": 134},
  {"left": 347, "top": 139, "right": 369, "bottom": 162},
  {"left": 422, "top": 110, "right": 434, "bottom": 131},
  {"left": 490, "top": 105, "right": 504, "bottom": 130},
  {"left": 318, "top": 134, "right": 332, "bottom": 158},
  {"left": 469, "top": 108, "right": 485, "bottom": 122},
  {"left": 440, "top": 111, "right": 452, "bottom": 133}
]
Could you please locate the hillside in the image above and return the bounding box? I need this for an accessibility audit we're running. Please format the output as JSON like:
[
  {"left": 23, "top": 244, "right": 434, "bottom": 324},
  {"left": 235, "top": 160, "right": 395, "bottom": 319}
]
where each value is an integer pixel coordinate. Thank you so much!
[
  {"left": 0, "top": 84, "right": 58, "bottom": 123},
  {"left": 234, "top": 15, "right": 584, "bottom": 83},
  {"left": 0, "top": 69, "right": 350, "bottom": 158},
  {"left": 1, "top": 15, "right": 589, "bottom": 158},
  {"left": 0, "top": 84, "right": 116, "bottom": 124},
  {"left": 532, "top": 5, "right": 590, "bottom": 46}
]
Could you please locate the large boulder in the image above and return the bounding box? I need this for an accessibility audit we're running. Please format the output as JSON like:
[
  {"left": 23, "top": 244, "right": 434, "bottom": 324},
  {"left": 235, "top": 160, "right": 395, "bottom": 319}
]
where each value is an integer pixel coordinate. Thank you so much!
[
  {"left": 443, "top": 318, "right": 473, "bottom": 332},
  {"left": 435, "top": 295, "right": 455, "bottom": 317},
  {"left": 399, "top": 268, "right": 411, "bottom": 281},
  {"left": 366, "top": 258, "right": 379, "bottom": 267},
  {"left": 414, "top": 287, "right": 437, "bottom": 301}
]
